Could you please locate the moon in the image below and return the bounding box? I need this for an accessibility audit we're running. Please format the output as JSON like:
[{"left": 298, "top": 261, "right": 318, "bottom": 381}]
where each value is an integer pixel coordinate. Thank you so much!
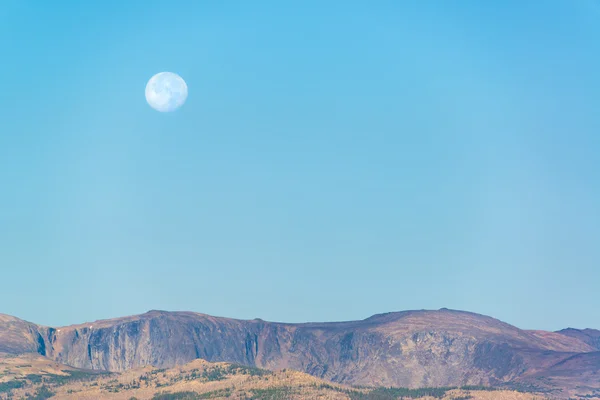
[{"left": 145, "top": 72, "right": 188, "bottom": 112}]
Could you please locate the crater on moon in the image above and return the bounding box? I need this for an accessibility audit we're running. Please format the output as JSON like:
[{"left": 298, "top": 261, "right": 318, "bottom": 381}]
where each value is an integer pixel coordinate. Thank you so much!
[{"left": 145, "top": 72, "right": 188, "bottom": 112}]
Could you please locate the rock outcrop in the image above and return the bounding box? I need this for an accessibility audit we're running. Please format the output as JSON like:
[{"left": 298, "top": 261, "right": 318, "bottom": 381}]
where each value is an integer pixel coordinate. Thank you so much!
[
  {"left": 0, "top": 314, "right": 53, "bottom": 356},
  {"left": 0, "top": 308, "right": 597, "bottom": 391}
]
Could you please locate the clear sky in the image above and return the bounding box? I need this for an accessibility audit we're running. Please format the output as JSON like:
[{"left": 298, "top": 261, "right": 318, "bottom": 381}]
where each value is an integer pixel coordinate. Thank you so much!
[{"left": 0, "top": 0, "right": 598, "bottom": 331}]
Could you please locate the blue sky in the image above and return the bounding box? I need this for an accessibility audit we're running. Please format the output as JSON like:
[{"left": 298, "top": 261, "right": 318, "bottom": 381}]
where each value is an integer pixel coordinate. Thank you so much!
[{"left": 0, "top": 0, "right": 598, "bottom": 330}]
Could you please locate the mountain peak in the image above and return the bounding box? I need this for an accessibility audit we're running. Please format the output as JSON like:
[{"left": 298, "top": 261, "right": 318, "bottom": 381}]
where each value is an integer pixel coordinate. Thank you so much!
[{"left": 145, "top": 309, "right": 168, "bottom": 315}]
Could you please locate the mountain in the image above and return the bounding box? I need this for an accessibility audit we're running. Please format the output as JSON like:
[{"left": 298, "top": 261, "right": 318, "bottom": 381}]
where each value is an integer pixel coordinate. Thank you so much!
[
  {"left": 0, "top": 314, "right": 53, "bottom": 356},
  {"left": 0, "top": 353, "right": 547, "bottom": 400},
  {"left": 0, "top": 309, "right": 598, "bottom": 399},
  {"left": 516, "top": 351, "right": 600, "bottom": 398},
  {"left": 555, "top": 328, "right": 600, "bottom": 350}
]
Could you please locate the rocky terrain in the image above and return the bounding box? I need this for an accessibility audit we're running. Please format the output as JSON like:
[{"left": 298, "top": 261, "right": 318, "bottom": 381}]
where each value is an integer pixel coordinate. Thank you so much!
[
  {"left": 0, "top": 315, "right": 51, "bottom": 356},
  {"left": 0, "top": 353, "right": 548, "bottom": 400},
  {"left": 0, "top": 308, "right": 599, "bottom": 399}
]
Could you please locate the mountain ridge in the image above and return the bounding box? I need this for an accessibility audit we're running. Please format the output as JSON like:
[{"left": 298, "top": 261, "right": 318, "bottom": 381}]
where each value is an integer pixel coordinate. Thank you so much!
[{"left": 1, "top": 308, "right": 599, "bottom": 398}]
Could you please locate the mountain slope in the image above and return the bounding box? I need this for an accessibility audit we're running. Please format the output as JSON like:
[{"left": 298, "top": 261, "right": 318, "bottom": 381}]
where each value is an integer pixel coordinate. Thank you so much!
[
  {"left": 556, "top": 328, "right": 600, "bottom": 350},
  {"left": 40, "top": 309, "right": 594, "bottom": 388},
  {"left": 0, "top": 309, "right": 598, "bottom": 398},
  {"left": 514, "top": 351, "right": 600, "bottom": 398},
  {"left": 0, "top": 314, "right": 52, "bottom": 356},
  {"left": 0, "top": 354, "right": 548, "bottom": 400}
]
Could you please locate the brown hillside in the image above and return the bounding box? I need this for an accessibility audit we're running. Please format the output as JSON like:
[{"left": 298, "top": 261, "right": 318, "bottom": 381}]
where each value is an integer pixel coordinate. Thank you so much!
[{"left": 0, "top": 354, "right": 550, "bottom": 400}]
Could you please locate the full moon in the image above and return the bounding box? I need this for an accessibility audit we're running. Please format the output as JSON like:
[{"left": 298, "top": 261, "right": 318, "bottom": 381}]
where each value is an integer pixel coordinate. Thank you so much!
[{"left": 145, "top": 72, "right": 188, "bottom": 112}]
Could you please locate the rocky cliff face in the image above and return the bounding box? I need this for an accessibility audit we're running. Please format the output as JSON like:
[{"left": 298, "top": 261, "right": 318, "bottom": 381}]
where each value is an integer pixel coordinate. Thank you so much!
[
  {"left": 0, "top": 309, "right": 597, "bottom": 390},
  {"left": 0, "top": 314, "right": 53, "bottom": 356}
]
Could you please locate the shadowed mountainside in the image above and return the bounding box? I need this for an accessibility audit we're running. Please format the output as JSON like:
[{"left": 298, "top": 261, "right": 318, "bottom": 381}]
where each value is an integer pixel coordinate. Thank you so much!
[{"left": 0, "top": 309, "right": 598, "bottom": 398}]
